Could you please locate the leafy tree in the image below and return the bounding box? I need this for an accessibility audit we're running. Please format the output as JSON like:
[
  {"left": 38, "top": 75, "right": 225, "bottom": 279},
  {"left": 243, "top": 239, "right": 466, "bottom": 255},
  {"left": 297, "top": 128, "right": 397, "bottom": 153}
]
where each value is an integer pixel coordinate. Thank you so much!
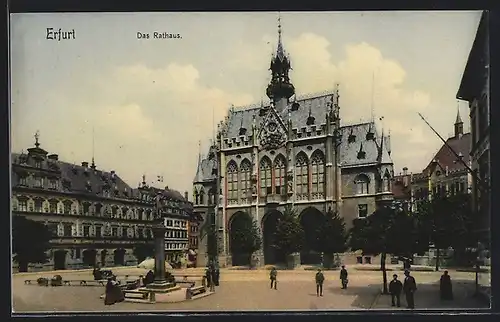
[
  {"left": 349, "top": 206, "right": 421, "bottom": 294},
  {"left": 199, "top": 212, "right": 219, "bottom": 264},
  {"left": 133, "top": 243, "right": 155, "bottom": 263},
  {"left": 417, "top": 193, "right": 475, "bottom": 270},
  {"left": 315, "top": 209, "right": 348, "bottom": 268},
  {"left": 230, "top": 216, "right": 261, "bottom": 261},
  {"left": 12, "top": 216, "right": 52, "bottom": 272},
  {"left": 272, "top": 205, "right": 304, "bottom": 257}
]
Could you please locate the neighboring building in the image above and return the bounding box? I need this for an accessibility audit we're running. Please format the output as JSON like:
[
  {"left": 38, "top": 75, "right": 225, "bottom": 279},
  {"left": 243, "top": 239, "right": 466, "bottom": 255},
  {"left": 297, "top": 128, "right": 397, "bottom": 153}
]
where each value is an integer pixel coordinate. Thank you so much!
[
  {"left": 193, "top": 24, "right": 394, "bottom": 268},
  {"left": 406, "top": 111, "right": 472, "bottom": 210},
  {"left": 392, "top": 167, "right": 412, "bottom": 212},
  {"left": 456, "top": 10, "right": 490, "bottom": 250},
  {"left": 11, "top": 135, "right": 192, "bottom": 271},
  {"left": 187, "top": 210, "right": 203, "bottom": 266},
  {"left": 136, "top": 184, "right": 193, "bottom": 264}
]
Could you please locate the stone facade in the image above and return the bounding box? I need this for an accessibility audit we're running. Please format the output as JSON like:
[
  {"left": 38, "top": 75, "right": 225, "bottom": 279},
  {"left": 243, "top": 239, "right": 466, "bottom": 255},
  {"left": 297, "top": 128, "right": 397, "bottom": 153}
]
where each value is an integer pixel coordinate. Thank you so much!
[
  {"left": 11, "top": 137, "right": 191, "bottom": 272},
  {"left": 192, "top": 25, "right": 394, "bottom": 268}
]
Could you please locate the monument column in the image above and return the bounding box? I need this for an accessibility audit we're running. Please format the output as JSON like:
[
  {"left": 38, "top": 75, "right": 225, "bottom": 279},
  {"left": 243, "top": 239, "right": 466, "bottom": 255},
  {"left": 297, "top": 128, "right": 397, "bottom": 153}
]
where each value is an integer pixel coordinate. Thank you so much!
[{"left": 152, "top": 224, "right": 167, "bottom": 284}]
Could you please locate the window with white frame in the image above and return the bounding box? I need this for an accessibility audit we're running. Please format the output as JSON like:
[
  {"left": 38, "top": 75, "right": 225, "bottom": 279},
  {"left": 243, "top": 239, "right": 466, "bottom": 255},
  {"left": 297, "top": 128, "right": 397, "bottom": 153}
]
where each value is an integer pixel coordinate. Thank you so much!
[
  {"left": 358, "top": 204, "right": 368, "bottom": 218},
  {"left": 354, "top": 174, "right": 370, "bottom": 195}
]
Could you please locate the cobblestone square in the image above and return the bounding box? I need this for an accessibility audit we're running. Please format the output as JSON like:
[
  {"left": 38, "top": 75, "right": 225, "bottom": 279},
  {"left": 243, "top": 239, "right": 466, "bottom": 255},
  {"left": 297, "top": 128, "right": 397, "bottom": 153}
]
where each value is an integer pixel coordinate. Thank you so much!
[{"left": 12, "top": 268, "right": 489, "bottom": 312}]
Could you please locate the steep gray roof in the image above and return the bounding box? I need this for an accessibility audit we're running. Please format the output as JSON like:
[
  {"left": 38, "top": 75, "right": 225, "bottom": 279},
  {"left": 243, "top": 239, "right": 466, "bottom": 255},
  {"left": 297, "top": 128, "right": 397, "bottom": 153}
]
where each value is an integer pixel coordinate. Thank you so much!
[
  {"left": 11, "top": 152, "right": 135, "bottom": 200},
  {"left": 193, "top": 154, "right": 217, "bottom": 184},
  {"left": 339, "top": 122, "right": 392, "bottom": 167}
]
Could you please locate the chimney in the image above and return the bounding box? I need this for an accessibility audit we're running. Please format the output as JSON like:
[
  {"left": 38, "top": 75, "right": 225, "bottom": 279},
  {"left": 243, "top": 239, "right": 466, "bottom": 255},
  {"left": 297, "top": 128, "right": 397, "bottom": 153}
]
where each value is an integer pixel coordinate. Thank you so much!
[
  {"left": 184, "top": 191, "right": 189, "bottom": 200},
  {"left": 48, "top": 154, "right": 59, "bottom": 161},
  {"left": 82, "top": 161, "right": 89, "bottom": 168},
  {"left": 110, "top": 170, "right": 116, "bottom": 181},
  {"left": 402, "top": 167, "right": 409, "bottom": 187}
]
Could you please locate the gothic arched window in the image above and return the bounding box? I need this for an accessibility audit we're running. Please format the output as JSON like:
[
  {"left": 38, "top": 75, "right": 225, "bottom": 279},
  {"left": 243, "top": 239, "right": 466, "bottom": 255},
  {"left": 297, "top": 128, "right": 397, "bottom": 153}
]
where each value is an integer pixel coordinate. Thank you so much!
[
  {"left": 194, "top": 191, "right": 199, "bottom": 205},
  {"left": 240, "top": 159, "right": 251, "bottom": 201},
  {"left": 227, "top": 161, "right": 238, "bottom": 203},
  {"left": 208, "top": 188, "right": 215, "bottom": 205},
  {"left": 199, "top": 189, "right": 205, "bottom": 205},
  {"left": 260, "top": 157, "right": 272, "bottom": 197},
  {"left": 311, "top": 150, "right": 325, "bottom": 199},
  {"left": 274, "top": 155, "right": 286, "bottom": 195},
  {"left": 383, "top": 174, "right": 391, "bottom": 192},
  {"left": 354, "top": 174, "right": 370, "bottom": 195},
  {"left": 295, "top": 153, "right": 309, "bottom": 200}
]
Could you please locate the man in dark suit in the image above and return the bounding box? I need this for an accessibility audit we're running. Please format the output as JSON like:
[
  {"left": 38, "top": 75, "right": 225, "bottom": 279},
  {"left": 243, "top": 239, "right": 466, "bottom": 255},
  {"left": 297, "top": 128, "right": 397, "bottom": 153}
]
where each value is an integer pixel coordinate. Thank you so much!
[
  {"left": 403, "top": 270, "right": 417, "bottom": 309},
  {"left": 389, "top": 274, "right": 403, "bottom": 307}
]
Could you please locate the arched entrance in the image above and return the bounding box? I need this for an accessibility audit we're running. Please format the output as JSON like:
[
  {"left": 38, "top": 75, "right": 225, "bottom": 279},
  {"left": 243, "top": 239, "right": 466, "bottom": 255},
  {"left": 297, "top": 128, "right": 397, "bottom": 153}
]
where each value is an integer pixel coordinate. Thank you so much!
[
  {"left": 53, "top": 250, "right": 67, "bottom": 270},
  {"left": 229, "top": 212, "right": 253, "bottom": 266},
  {"left": 100, "top": 250, "right": 107, "bottom": 267},
  {"left": 300, "top": 207, "right": 325, "bottom": 265},
  {"left": 113, "top": 248, "right": 126, "bottom": 266},
  {"left": 82, "top": 249, "right": 97, "bottom": 267},
  {"left": 262, "top": 210, "right": 285, "bottom": 265}
]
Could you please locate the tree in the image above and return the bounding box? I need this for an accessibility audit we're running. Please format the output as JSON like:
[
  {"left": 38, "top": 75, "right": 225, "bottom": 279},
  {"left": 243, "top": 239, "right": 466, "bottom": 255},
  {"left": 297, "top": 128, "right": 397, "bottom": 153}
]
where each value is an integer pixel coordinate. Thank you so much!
[
  {"left": 230, "top": 216, "right": 261, "bottom": 264},
  {"left": 417, "top": 193, "right": 475, "bottom": 270},
  {"left": 199, "top": 212, "right": 219, "bottom": 264},
  {"left": 133, "top": 243, "right": 155, "bottom": 263},
  {"left": 12, "top": 216, "right": 52, "bottom": 272},
  {"left": 315, "top": 209, "right": 348, "bottom": 268},
  {"left": 349, "top": 206, "right": 421, "bottom": 294},
  {"left": 272, "top": 205, "right": 304, "bottom": 257}
]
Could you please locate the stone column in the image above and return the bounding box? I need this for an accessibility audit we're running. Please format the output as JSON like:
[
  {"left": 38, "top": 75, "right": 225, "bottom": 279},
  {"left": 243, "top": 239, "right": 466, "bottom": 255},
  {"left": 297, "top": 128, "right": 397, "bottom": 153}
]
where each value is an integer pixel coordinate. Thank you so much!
[{"left": 152, "top": 224, "right": 167, "bottom": 284}]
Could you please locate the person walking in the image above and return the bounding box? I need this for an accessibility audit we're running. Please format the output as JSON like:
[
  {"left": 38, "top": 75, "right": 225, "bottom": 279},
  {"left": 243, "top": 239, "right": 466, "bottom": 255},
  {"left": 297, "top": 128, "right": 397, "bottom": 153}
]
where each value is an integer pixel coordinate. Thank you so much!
[
  {"left": 389, "top": 274, "right": 403, "bottom": 307},
  {"left": 315, "top": 269, "right": 325, "bottom": 297},
  {"left": 269, "top": 267, "right": 277, "bottom": 290},
  {"left": 403, "top": 270, "right": 417, "bottom": 309},
  {"left": 340, "top": 265, "right": 349, "bottom": 289}
]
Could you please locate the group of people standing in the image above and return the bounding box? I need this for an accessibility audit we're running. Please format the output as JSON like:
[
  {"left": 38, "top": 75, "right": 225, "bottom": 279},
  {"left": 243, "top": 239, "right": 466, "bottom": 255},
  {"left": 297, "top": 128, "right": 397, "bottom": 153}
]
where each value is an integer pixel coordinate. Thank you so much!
[
  {"left": 268, "top": 265, "right": 349, "bottom": 296},
  {"left": 205, "top": 264, "right": 220, "bottom": 291},
  {"left": 389, "top": 270, "right": 453, "bottom": 309}
]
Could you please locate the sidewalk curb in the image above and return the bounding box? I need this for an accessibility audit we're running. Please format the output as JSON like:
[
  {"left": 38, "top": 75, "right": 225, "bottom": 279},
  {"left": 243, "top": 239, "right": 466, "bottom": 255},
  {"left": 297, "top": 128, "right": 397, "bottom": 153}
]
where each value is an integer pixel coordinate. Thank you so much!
[{"left": 369, "top": 291, "right": 382, "bottom": 309}]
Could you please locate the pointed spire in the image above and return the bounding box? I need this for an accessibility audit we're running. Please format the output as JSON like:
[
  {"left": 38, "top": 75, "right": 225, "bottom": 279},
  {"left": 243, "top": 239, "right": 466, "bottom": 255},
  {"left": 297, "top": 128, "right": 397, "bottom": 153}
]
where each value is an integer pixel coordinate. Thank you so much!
[
  {"left": 194, "top": 141, "right": 205, "bottom": 183},
  {"left": 371, "top": 72, "right": 375, "bottom": 122},
  {"left": 276, "top": 13, "right": 285, "bottom": 61},
  {"left": 455, "top": 102, "right": 463, "bottom": 124}
]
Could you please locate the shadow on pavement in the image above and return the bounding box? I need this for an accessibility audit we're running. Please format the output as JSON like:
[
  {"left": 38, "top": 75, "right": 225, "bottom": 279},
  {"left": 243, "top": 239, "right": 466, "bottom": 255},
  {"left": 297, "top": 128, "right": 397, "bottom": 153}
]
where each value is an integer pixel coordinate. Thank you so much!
[{"left": 325, "top": 284, "right": 380, "bottom": 309}]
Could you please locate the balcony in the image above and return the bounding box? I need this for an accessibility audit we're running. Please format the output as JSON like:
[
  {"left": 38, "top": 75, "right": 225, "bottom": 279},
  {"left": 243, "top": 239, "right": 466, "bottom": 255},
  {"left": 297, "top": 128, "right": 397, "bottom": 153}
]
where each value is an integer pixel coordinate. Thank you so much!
[{"left": 265, "top": 194, "right": 285, "bottom": 206}]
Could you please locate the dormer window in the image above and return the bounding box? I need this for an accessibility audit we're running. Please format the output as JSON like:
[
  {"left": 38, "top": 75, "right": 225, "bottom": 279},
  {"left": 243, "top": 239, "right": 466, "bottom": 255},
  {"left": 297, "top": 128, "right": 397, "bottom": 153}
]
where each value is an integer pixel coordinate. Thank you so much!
[
  {"left": 436, "top": 170, "right": 441, "bottom": 176},
  {"left": 306, "top": 115, "right": 315, "bottom": 126},
  {"left": 348, "top": 129, "right": 356, "bottom": 143},
  {"left": 85, "top": 181, "right": 92, "bottom": 191},
  {"left": 291, "top": 102, "right": 300, "bottom": 111},
  {"left": 35, "top": 160, "right": 42, "bottom": 168},
  {"left": 357, "top": 143, "right": 366, "bottom": 160},
  {"left": 366, "top": 132, "right": 374, "bottom": 141},
  {"left": 239, "top": 127, "right": 247, "bottom": 136}
]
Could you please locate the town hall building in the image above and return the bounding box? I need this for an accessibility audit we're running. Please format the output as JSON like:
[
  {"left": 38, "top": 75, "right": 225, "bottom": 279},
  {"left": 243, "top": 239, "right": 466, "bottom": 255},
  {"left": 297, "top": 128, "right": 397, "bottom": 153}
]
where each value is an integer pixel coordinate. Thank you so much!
[{"left": 193, "top": 23, "right": 394, "bottom": 267}]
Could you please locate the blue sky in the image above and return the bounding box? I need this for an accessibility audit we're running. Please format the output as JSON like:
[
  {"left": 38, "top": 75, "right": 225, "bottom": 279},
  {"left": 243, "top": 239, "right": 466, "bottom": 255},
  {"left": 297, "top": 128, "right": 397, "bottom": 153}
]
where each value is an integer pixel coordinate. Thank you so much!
[{"left": 10, "top": 11, "right": 481, "bottom": 194}]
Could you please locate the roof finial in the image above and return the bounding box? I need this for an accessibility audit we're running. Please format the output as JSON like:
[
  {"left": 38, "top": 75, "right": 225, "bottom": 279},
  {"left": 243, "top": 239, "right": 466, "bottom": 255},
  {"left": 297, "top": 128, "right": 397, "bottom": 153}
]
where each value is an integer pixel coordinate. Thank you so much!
[
  {"left": 34, "top": 130, "right": 40, "bottom": 148},
  {"left": 91, "top": 126, "right": 96, "bottom": 169}
]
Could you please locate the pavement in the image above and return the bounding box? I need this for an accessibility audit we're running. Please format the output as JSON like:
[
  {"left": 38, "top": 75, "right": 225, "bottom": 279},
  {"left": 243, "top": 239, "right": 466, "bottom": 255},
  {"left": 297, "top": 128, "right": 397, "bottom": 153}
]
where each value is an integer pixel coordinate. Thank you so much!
[{"left": 12, "top": 267, "right": 489, "bottom": 312}]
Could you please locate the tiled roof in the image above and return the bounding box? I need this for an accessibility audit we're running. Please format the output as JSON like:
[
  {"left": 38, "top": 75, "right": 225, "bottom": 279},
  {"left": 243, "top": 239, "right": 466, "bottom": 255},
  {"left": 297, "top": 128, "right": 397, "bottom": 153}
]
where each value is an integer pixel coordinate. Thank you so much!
[
  {"left": 392, "top": 175, "right": 411, "bottom": 199},
  {"left": 422, "top": 133, "right": 471, "bottom": 176},
  {"left": 194, "top": 93, "right": 393, "bottom": 183},
  {"left": 11, "top": 150, "right": 188, "bottom": 203}
]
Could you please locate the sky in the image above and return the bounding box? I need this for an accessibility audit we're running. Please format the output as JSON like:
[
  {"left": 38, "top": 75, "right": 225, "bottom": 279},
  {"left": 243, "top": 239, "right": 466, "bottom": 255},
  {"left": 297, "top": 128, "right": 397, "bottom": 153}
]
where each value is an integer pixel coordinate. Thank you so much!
[{"left": 10, "top": 11, "right": 481, "bottom": 196}]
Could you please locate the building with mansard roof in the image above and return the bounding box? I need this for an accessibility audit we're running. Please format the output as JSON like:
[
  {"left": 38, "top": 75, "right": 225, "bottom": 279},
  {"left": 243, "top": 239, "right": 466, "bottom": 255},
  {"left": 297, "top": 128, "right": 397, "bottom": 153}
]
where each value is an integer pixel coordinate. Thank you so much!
[
  {"left": 394, "top": 110, "right": 472, "bottom": 214},
  {"left": 11, "top": 135, "right": 192, "bottom": 272},
  {"left": 192, "top": 24, "right": 394, "bottom": 268}
]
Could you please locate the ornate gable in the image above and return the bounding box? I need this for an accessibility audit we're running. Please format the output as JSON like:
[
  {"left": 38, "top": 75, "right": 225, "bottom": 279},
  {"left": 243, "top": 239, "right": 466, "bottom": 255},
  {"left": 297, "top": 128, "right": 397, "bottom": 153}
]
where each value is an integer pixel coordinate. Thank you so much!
[{"left": 258, "top": 106, "right": 287, "bottom": 150}]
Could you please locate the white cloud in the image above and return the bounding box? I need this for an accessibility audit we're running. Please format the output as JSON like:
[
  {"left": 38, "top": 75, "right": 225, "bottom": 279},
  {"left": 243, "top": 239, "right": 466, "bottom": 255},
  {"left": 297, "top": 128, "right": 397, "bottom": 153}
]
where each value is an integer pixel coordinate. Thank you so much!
[{"left": 12, "top": 30, "right": 456, "bottom": 194}]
